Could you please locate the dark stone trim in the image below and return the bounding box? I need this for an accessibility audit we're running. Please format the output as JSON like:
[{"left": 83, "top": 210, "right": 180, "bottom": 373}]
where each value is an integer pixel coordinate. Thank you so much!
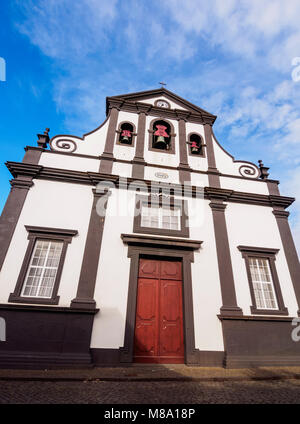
[
  {"left": 91, "top": 348, "right": 121, "bottom": 365},
  {"left": 267, "top": 181, "right": 280, "bottom": 195},
  {"left": 24, "top": 226, "right": 78, "bottom": 238},
  {"left": 91, "top": 348, "right": 224, "bottom": 367},
  {"left": 178, "top": 118, "right": 191, "bottom": 184},
  {"left": 0, "top": 303, "right": 99, "bottom": 314},
  {"left": 238, "top": 245, "right": 288, "bottom": 316},
  {"left": 203, "top": 124, "right": 220, "bottom": 188},
  {"left": 238, "top": 245, "right": 280, "bottom": 255},
  {"left": 209, "top": 201, "right": 243, "bottom": 316},
  {"left": 272, "top": 208, "right": 300, "bottom": 316},
  {"left": 115, "top": 121, "right": 137, "bottom": 147},
  {"left": 22, "top": 146, "right": 44, "bottom": 164},
  {"left": 99, "top": 107, "right": 119, "bottom": 174},
  {"left": 5, "top": 162, "right": 295, "bottom": 208},
  {"left": 0, "top": 305, "right": 97, "bottom": 369},
  {"left": 121, "top": 233, "right": 202, "bottom": 250},
  {"left": 148, "top": 117, "right": 176, "bottom": 155},
  {"left": 9, "top": 226, "right": 78, "bottom": 306},
  {"left": 218, "top": 314, "right": 293, "bottom": 322},
  {"left": 187, "top": 132, "right": 206, "bottom": 158},
  {"left": 133, "top": 194, "right": 190, "bottom": 238},
  {"left": 71, "top": 189, "right": 110, "bottom": 310},
  {"left": 119, "top": 243, "right": 202, "bottom": 365},
  {"left": 219, "top": 316, "right": 300, "bottom": 368},
  {"left": 132, "top": 112, "right": 147, "bottom": 179}
]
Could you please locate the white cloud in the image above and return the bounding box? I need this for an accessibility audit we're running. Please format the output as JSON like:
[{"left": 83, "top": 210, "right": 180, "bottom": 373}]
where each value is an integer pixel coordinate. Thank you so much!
[
  {"left": 15, "top": 0, "right": 118, "bottom": 61},
  {"left": 164, "top": 0, "right": 300, "bottom": 69}
]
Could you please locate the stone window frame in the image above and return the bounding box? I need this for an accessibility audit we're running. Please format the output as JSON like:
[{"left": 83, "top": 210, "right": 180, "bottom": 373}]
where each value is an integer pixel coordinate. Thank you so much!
[
  {"left": 238, "top": 246, "right": 288, "bottom": 316},
  {"left": 9, "top": 226, "right": 78, "bottom": 305},
  {"left": 133, "top": 194, "right": 190, "bottom": 238},
  {"left": 115, "top": 121, "right": 137, "bottom": 147},
  {"left": 187, "top": 132, "right": 206, "bottom": 158},
  {"left": 148, "top": 117, "right": 176, "bottom": 155}
]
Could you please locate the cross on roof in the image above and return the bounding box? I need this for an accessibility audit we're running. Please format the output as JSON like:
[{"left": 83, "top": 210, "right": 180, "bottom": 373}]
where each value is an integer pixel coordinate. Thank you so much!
[{"left": 159, "top": 82, "right": 167, "bottom": 88}]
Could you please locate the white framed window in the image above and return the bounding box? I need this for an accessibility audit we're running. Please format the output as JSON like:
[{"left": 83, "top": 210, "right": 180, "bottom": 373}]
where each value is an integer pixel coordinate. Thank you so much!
[
  {"left": 248, "top": 257, "right": 278, "bottom": 310},
  {"left": 141, "top": 205, "right": 181, "bottom": 230},
  {"left": 21, "top": 240, "right": 63, "bottom": 299}
]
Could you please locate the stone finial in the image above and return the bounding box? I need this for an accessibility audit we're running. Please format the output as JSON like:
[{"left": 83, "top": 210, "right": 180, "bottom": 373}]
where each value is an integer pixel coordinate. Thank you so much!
[
  {"left": 37, "top": 128, "right": 50, "bottom": 148},
  {"left": 258, "top": 160, "right": 269, "bottom": 180}
]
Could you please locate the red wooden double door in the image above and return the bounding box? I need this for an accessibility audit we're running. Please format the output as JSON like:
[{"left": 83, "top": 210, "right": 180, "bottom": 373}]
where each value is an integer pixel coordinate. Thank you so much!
[{"left": 134, "top": 258, "right": 184, "bottom": 364}]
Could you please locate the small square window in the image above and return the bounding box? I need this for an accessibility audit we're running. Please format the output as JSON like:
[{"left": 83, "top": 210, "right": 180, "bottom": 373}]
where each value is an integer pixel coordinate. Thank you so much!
[
  {"left": 134, "top": 195, "right": 189, "bottom": 238},
  {"left": 141, "top": 205, "right": 181, "bottom": 231}
]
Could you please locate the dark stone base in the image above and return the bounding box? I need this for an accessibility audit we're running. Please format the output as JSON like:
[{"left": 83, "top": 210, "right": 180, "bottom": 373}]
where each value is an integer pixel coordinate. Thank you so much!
[
  {"left": 0, "top": 352, "right": 93, "bottom": 369},
  {"left": 91, "top": 348, "right": 225, "bottom": 367},
  {"left": 0, "top": 304, "right": 97, "bottom": 369},
  {"left": 220, "top": 315, "right": 300, "bottom": 368}
]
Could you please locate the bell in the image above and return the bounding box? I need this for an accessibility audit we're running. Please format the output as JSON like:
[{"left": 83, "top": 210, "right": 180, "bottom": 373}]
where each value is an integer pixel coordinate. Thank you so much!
[
  {"left": 191, "top": 141, "right": 199, "bottom": 154},
  {"left": 153, "top": 135, "right": 167, "bottom": 149},
  {"left": 121, "top": 135, "right": 130, "bottom": 143}
]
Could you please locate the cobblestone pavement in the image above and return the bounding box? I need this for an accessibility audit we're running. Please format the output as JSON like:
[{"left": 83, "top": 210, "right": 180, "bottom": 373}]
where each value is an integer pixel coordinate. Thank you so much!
[{"left": 0, "top": 379, "right": 300, "bottom": 404}]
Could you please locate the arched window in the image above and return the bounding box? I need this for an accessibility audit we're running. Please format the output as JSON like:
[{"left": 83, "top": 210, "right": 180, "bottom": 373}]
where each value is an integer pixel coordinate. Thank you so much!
[
  {"left": 188, "top": 133, "right": 204, "bottom": 156},
  {"left": 152, "top": 120, "right": 171, "bottom": 151},
  {"left": 117, "top": 122, "right": 135, "bottom": 145}
]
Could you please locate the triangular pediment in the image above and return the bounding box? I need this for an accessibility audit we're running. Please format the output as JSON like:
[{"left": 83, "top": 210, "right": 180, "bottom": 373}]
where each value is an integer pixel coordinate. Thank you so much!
[{"left": 107, "top": 88, "right": 216, "bottom": 120}]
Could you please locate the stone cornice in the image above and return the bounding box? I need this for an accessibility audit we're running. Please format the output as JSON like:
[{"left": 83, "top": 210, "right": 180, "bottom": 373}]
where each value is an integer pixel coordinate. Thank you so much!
[
  {"left": 6, "top": 162, "right": 42, "bottom": 179},
  {"left": 5, "top": 162, "right": 295, "bottom": 209},
  {"left": 272, "top": 210, "right": 290, "bottom": 219},
  {"left": 269, "top": 194, "right": 295, "bottom": 209},
  {"left": 121, "top": 233, "right": 203, "bottom": 250}
]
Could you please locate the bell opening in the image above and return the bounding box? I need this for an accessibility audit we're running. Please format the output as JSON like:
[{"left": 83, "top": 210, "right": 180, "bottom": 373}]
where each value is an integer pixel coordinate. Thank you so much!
[
  {"left": 119, "top": 123, "right": 134, "bottom": 145},
  {"left": 190, "top": 135, "right": 202, "bottom": 155},
  {"left": 152, "top": 120, "right": 171, "bottom": 151}
]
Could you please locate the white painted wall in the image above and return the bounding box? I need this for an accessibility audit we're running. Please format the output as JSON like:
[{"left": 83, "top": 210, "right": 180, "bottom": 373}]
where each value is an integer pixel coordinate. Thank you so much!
[
  {"left": 112, "top": 161, "right": 132, "bottom": 178},
  {"left": 190, "top": 173, "right": 209, "bottom": 188},
  {"left": 226, "top": 202, "right": 299, "bottom": 317},
  {"left": 0, "top": 180, "right": 93, "bottom": 307},
  {"left": 50, "top": 116, "right": 110, "bottom": 157},
  {"left": 144, "top": 166, "right": 179, "bottom": 184},
  {"left": 39, "top": 151, "right": 100, "bottom": 172},
  {"left": 212, "top": 132, "right": 260, "bottom": 179},
  {"left": 91, "top": 188, "right": 136, "bottom": 348},
  {"left": 189, "top": 198, "right": 224, "bottom": 351},
  {"left": 220, "top": 176, "right": 269, "bottom": 195}
]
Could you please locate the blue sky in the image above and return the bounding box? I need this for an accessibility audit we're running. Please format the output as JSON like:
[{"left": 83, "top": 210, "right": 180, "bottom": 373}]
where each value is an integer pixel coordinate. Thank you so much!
[{"left": 1, "top": 0, "right": 300, "bottom": 253}]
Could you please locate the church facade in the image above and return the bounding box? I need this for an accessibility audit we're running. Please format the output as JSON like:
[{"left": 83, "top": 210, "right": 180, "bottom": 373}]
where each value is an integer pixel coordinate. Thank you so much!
[{"left": 0, "top": 88, "right": 299, "bottom": 368}]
